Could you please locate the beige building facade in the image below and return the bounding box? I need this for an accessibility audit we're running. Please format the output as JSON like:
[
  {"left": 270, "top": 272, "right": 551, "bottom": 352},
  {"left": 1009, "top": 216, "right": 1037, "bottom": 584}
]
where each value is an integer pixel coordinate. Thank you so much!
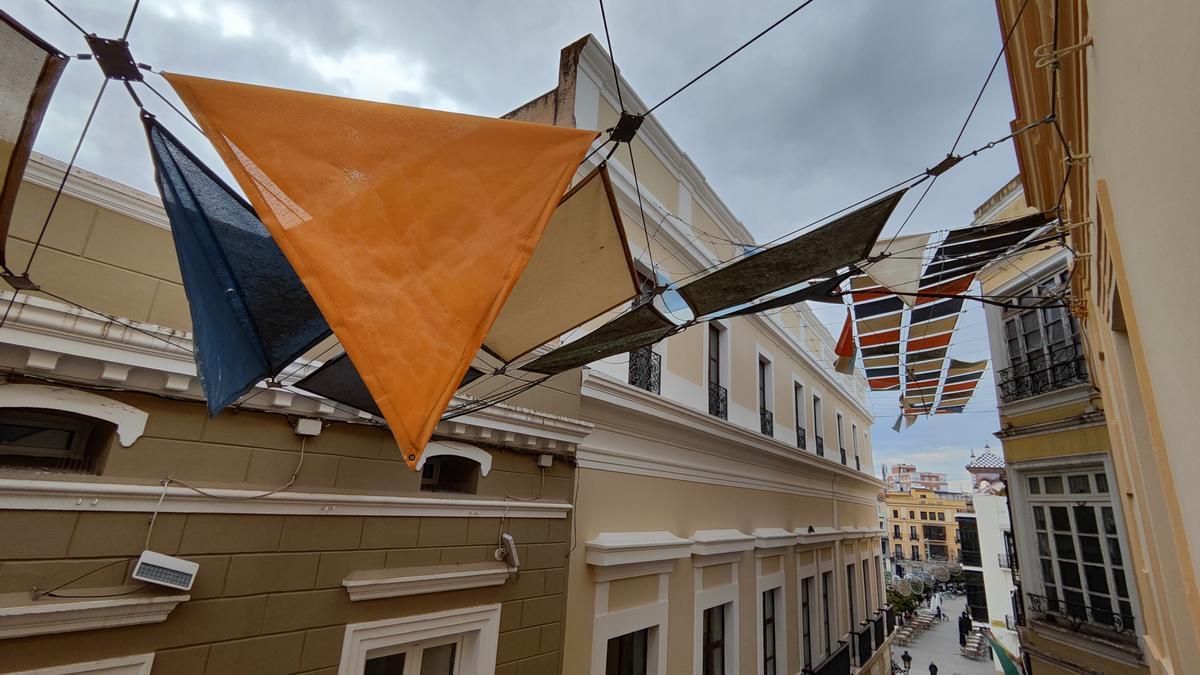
[
  {"left": 506, "top": 37, "right": 893, "bottom": 675},
  {"left": 883, "top": 489, "right": 971, "bottom": 570},
  {"left": 996, "top": 1, "right": 1200, "bottom": 672}
]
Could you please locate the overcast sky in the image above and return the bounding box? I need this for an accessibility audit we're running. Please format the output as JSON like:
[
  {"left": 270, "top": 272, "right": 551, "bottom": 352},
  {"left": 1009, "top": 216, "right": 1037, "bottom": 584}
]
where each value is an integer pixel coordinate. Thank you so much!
[{"left": 11, "top": 0, "right": 1015, "bottom": 487}]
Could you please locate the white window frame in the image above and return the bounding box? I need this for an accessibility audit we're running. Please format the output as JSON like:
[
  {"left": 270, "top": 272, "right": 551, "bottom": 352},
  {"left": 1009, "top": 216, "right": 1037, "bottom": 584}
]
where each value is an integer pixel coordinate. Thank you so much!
[
  {"left": 754, "top": 345, "right": 775, "bottom": 414},
  {"left": 704, "top": 320, "right": 731, "bottom": 391},
  {"left": 11, "top": 654, "right": 154, "bottom": 675},
  {"left": 415, "top": 441, "right": 492, "bottom": 476},
  {"left": 591, "top": 573, "right": 669, "bottom": 675},
  {"left": 694, "top": 564, "right": 739, "bottom": 675},
  {"left": 755, "top": 557, "right": 787, "bottom": 675},
  {"left": 791, "top": 376, "right": 807, "bottom": 449},
  {"left": 338, "top": 604, "right": 500, "bottom": 675},
  {"left": 798, "top": 547, "right": 834, "bottom": 662},
  {"left": 835, "top": 410, "right": 846, "bottom": 465}
]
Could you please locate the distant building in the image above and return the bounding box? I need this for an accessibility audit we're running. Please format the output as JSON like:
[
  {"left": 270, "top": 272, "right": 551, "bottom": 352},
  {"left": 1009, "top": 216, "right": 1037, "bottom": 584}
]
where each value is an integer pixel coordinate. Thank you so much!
[
  {"left": 884, "top": 463, "right": 948, "bottom": 492},
  {"left": 965, "top": 446, "right": 1006, "bottom": 492},
  {"left": 957, "top": 493, "right": 1021, "bottom": 673},
  {"left": 883, "top": 488, "right": 972, "bottom": 574}
]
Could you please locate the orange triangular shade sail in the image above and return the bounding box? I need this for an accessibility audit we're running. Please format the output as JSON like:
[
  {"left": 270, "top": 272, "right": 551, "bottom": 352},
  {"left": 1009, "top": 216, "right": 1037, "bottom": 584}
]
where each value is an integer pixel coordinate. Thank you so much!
[{"left": 165, "top": 73, "right": 596, "bottom": 467}]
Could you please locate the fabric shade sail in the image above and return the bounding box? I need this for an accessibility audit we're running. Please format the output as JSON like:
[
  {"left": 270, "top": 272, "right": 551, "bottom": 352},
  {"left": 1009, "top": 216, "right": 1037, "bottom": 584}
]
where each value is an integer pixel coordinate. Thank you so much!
[
  {"left": 144, "top": 115, "right": 331, "bottom": 414},
  {"left": 520, "top": 303, "right": 676, "bottom": 375},
  {"left": 165, "top": 73, "right": 596, "bottom": 466},
  {"left": 295, "top": 352, "right": 483, "bottom": 419},
  {"left": 482, "top": 164, "right": 638, "bottom": 362},
  {"left": 0, "top": 11, "right": 67, "bottom": 272},
  {"left": 859, "top": 232, "right": 931, "bottom": 308},
  {"left": 715, "top": 270, "right": 855, "bottom": 318},
  {"left": 677, "top": 190, "right": 906, "bottom": 318}
]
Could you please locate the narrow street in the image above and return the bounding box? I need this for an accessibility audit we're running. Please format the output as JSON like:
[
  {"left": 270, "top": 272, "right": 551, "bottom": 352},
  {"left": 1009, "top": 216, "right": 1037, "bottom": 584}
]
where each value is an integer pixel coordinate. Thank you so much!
[{"left": 894, "top": 596, "right": 995, "bottom": 675}]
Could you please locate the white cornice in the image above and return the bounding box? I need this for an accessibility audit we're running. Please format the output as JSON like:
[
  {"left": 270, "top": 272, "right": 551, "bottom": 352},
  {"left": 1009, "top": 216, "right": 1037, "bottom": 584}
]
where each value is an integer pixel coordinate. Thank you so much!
[
  {"left": 0, "top": 590, "right": 188, "bottom": 639},
  {"left": 586, "top": 531, "right": 693, "bottom": 570},
  {"left": 795, "top": 526, "right": 844, "bottom": 545},
  {"left": 691, "top": 529, "right": 755, "bottom": 561},
  {"left": 26, "top": 153, "right": 170, "bottom": 230},
  {"left": 752, "top": 528, "right": 799, "bottom": 550},
  {"left": 343, "top": 562, "right": 514, "bottom": 601},
  {"left": 579, "top": 371, "right": 880, "bottom": 504},
  {"left": 0, "top": 478, "right": 571, "bottom": 519}
]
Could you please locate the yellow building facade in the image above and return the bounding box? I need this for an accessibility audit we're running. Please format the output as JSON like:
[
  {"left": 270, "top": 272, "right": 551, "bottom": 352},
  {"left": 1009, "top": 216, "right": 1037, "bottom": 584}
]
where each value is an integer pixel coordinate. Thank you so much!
[
  {"left": 883, "top": 489, "right": 971, "bottom": 569},
  {"left": 995, "top": 1, "right": 1200, "bottom": 673}
]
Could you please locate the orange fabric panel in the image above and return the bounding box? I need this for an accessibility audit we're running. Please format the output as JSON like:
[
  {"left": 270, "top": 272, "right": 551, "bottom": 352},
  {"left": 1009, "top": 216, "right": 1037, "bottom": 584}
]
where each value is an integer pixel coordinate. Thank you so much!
[
  {"left": 859, "top": 329, "right": 901, "bottom": 347},
  {"left": 906, "top": 331, "right": 953, "bottom": 352},
  {"left": 941, "top": 380, "right": 979, "bottom": 394},
  {"left": 867, "top": 377, "right": 900, "bottom": 390},
  {"left": 165, "top": 73, "right": 596, "bottom": 467}
]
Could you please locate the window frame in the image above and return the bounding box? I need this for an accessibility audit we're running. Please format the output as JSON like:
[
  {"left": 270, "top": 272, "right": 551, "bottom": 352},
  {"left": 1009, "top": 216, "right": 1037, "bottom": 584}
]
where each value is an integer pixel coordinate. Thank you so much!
[{"left": 338, "top": 604, "right": 500, "bottom": 675}]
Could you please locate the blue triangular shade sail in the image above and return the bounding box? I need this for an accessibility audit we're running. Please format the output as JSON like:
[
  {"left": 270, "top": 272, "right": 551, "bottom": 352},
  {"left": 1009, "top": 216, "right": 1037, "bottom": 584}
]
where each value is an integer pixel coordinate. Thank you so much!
[{"left": 143, "top": 115, "right": 331, "bottom": 414}]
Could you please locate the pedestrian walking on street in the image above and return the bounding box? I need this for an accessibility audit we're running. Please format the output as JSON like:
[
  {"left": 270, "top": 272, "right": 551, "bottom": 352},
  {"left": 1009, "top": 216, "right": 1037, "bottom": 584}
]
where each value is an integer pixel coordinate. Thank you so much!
[
  {"left": 928, "top": 663, "right": 939, "bottom": 675},
  {"left": 901, "top": 650, "right": 912, "bottom": 672},
  {"left": 934, "top": 606, "right": 942, "bottom": 621}
]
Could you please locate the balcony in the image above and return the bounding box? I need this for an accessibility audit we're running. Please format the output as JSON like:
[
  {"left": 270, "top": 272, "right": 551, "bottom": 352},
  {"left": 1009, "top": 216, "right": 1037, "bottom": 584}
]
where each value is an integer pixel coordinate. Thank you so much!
[
  {"left": 998, "top": 554, "right": 1013, "bottom": 569},
  {"left": 815, "top": 435, "right": 825, "bottom": 457},
  {"left": 872, "top": 613, "right": 885, "bottom": 648},
  {"left": 960, "top": 549, "right": 982, "bottom": 567},
  {"left": 839, "top": 447, "right": 846, "bottom": 465},
  {"left": 852, "top": 624, "right": 873, "bottom": 667},
  {"left": 628, "top": 346, "right": 661, "bottom": 394},
  {"left": 997, "top": 342, "right": 1089, "bottom": 404},
  {"left": 885, "top": 606, "right": 896, "bottom": 635},
  {"left": 708, "top": 381, "right": 727, "bottom": 419},
  {"left": 1026, "top": 592, "right": 1135, "bottom": 638},
  {"left": 760, "top": 407, "right": 774, "bottom": 436},
  {"left": 803, "top": 640, "right": 849, "bottom": 675},
  {"left": 796, "top": 426, "right": 807, "bottom": 450},
  {"left": 855, "top": 455, "right": 860, "bottom": 471}
]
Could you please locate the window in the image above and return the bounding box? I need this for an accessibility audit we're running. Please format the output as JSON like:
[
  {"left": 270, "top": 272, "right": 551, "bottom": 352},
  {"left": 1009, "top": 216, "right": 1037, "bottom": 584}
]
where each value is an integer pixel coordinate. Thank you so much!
[
  {"left": 762, "top": 589, "right": 777, "bottom": 675},
  {"left": 708, "top": 325, "right": 722, "bottom": 387},
  {"left": 793, "top": 382, "right": 806, "bottom": 449},
  {"left": 999, "top": 269, "right": 1087, "bottom": 402},
  {"left": 812, "top": 395, "right": 823, "bottom": 455},
  {"left": 846, "top": 564, "right": 856, "bottom": 629},
  {"left": 702, "top": 604, "right": 727, "bottom": 675},
  {"left": 892, "top": 510, "right": 898, "bottom": 518},
  {"left": 836, "top": 413, "right": 845, "bottom": 464},
  {"left": 757, "top": 357, "right": 773, "bottom": 435},
  {"left": 909, "top": 526, "right": 917, "bottom": 539},
  {"left": 340, "top": 604, "right": 500, "bottom": 675},
  {"left": 821, "top": 571, "right": 832, "bottom": 654},
  {"left": 606, "top": 628, "right": 648, "bottom": 675},
  {"left": 801, "top": 577, "right": 813, "bottom": 668},
  {"left": 851, "top": 423, "right": 859, "bottom": 469},
  {"left": 1028, "top": 467, "right": 1135, "bottom": 631},
  {"left": 863, "top": 563, "right": 873, "bottom": 613},
  {"left": 420, "top": 456, "right": 480, "bottom": 494},
  {"left": 909, "top": 511, "right": 915, "bottom": 519},
  {"left": 937, "top": 512, "right": 945, "bottom": 522},
  {"left": 0, "top": 409, "right": 111, "bottom": 474},
  {"left": 894, "top": 544, "right": 902, "bottom": 558},
  {"left": 892, "top": 525, "right": 900, "bottom": 538},
  {"left": 911, "top": 545, "right": 919, "bottom": 561},
  {"left": 920, "top": 511, "right": 927, "bottom": 520}
]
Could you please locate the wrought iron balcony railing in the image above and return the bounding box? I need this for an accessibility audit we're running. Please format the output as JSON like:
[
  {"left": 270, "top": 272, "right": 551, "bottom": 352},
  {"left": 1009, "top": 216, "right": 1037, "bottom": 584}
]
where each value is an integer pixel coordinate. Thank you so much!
[
  {"left": 708, "top": 381, "right": 728, "bottom": 419},
  {"left": 839, "top": 447, "right": 846, "bottom": 464},
  {"left": 998, "top": 554, "right": 1013, "bottom": 569},
  {"left": 960, "top": 549, "right": 982, "bottom": 567},
  {"left": 802, "top": 641, "right": 849, "bottom": 675},
  {"left": 855, "top": 455, "right": 860, "bottom": 471},
  {"left": 885, "top": 606, "right": 896, "bottom": 635},
  {"left": 628, "top": 346, "right": 661, "bottom": 394},
  {"left": 796, "top": 426, "right": 807, "bottom": 450},
  {"left": 815, "top": 435, "right": 824, "bottom": 457},
  {"left": 872, "top": 613, "right": 884, "bottom": 649},
  {"left": 760, "top": 408, "right": 774, "bottom": 436},
  {"left": 997, "top": 342, "right": 1089, "bottom": 404},
  {"left": 1026, "top": 592, "right": 1135, "bottom": 637}
]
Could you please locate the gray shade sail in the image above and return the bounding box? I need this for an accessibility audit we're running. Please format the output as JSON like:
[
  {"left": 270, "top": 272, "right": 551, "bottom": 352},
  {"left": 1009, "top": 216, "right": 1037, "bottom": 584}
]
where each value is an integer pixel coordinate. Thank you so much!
[
  {"left": 677, "top": 190, "right": 906, "bottom": 317},
  {"left": 716, "top": 269, "right": 856, "bottom": 318},
  {"left": 520, "top": 303, "right": 676, "bottom": 375},
  {"left": 296, "top": 352, "right": 483, "bottom": 418}
]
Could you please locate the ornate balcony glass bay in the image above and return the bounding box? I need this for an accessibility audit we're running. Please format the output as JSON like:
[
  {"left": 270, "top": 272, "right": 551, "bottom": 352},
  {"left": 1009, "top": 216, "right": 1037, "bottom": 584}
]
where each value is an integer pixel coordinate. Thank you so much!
[
  {"left": 803, "top": 641, "right": 850, "bottom": 675},
  {"left": 998, "top": 342, "right": 1089, "bottom": 403},
  {"left": 760, "top": 408, "right": 774, "bottom": 436},
  {"left": 1026, "top": 592, "right": 1135, "bottom": 637},
  {"left": 708, "top": 381, "right": 728, "bottom": 419},
  {"left": 628, "top": 346, "right": 661, "bottom": 394}
]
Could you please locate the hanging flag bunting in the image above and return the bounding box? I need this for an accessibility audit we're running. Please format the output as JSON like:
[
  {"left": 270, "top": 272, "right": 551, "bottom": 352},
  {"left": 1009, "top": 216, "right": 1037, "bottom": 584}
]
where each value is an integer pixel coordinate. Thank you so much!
[
  {"left": 295, "top": 352, "right": 483, "bottom": 419},
  {"left": 849, "top": 275, "right": 904, "bottom": 391},
  {"left": 482, "top": 165, "right": 638, "bottom": 362},
  {"left": 0, "top": 11, "right": 67, "bottom": 275},
  {"left": 833, "top": 308, "right": 856, "bottom": 375},
  {"left": 143, "top": 115, "right": 332, "bottom": 414},
  {"left": 932, "top": 358, "right": 987, "bottom": 412},
  {"left": 165, "top": 73, "right": 596, "bottom": 467}
]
